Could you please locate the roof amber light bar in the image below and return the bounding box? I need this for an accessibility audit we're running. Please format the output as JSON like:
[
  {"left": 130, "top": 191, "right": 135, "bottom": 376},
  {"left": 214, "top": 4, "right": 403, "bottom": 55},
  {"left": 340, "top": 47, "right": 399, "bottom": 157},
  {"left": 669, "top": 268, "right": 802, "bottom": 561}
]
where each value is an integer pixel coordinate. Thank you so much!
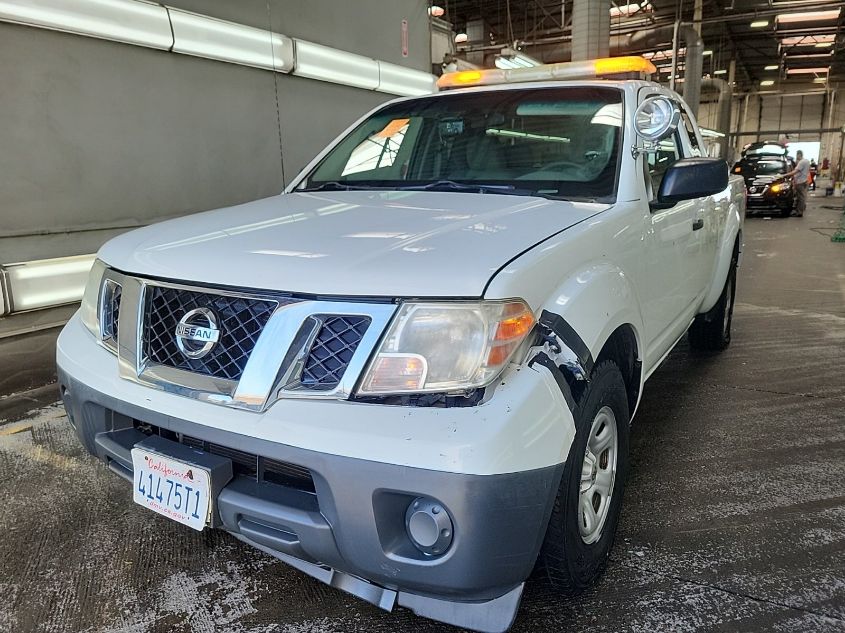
[{"left": 437, "top": 56, "right": 657, "bottom": 89}]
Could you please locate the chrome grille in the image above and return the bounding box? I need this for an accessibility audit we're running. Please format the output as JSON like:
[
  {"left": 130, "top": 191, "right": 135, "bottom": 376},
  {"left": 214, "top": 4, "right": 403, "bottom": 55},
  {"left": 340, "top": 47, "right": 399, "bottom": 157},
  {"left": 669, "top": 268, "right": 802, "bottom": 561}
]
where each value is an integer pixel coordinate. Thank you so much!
[
  {"left": 301, "top": 315, "right": 371, "bottom": 390},
  {"left": 143, "top": 286, "right": 280, "bottom": 381},
  {"left": 101, "top": 281, "right": 122, "bottom": 349}
]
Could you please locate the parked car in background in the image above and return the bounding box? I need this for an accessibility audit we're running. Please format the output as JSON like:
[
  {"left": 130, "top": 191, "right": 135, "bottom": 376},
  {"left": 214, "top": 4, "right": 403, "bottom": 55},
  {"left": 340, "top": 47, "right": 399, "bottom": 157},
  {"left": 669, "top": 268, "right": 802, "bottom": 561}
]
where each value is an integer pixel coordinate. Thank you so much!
[{"left": 733, "top": 142, "right": 794, "bottom": 217}]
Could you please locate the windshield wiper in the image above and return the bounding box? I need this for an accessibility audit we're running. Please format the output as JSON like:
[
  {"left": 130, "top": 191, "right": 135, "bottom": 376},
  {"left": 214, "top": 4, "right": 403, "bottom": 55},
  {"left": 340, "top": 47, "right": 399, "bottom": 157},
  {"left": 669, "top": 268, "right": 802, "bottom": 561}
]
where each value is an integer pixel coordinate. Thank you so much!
[
  {"left": 298, "top": 181, "right": 378, "bottom": 192},
  {"left": 397, "top": 180, "right": 533, "bottom": 195}
]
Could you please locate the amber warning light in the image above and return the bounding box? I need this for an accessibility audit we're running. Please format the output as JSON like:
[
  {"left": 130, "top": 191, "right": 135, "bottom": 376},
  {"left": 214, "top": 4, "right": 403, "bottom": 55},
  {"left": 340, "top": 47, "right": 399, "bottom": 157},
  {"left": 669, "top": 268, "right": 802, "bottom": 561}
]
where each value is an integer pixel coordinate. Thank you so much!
[{"left": 437, "top": 56, "right": 657, "bottom": 89}]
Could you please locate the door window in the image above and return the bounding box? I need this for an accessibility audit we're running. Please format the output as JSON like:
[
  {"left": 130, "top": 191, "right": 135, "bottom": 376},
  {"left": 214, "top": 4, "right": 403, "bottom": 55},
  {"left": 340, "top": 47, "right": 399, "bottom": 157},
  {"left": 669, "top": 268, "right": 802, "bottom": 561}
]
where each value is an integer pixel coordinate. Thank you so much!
[
  {"left": 646, "top": 132, "right": 682, "bottom": 196},
  {"left": 681, "top": 112, "right": 702, "bottom": 157}
]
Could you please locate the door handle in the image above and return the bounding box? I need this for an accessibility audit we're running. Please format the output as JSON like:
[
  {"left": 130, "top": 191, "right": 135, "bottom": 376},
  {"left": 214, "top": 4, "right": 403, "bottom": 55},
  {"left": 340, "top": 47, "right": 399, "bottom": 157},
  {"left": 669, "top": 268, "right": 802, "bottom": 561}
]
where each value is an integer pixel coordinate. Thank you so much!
[{"left": 692, "top": 218, "right": 704, "bottom": 231}]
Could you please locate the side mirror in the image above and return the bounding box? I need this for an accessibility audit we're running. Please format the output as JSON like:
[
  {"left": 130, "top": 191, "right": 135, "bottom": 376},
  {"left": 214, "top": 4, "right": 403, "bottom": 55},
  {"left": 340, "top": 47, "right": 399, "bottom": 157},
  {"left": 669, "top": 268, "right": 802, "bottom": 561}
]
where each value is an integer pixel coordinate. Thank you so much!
[{"left": 655, "top": 158, "right": 729, "bottom": 208}]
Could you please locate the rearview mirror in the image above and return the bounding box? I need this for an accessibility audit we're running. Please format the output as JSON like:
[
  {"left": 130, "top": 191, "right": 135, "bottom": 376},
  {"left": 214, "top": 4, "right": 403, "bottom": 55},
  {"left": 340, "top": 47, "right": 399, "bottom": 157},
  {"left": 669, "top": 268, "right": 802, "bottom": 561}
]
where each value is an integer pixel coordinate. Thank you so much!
[{"left": 655, "top": 158, "right": 729, "bottom": 208}]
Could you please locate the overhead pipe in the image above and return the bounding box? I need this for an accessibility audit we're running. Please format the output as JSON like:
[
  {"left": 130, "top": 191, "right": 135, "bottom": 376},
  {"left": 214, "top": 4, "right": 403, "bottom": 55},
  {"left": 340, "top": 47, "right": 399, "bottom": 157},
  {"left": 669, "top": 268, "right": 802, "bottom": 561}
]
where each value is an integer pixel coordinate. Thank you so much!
[
  {"left": 465, "top": 0, "right": 845, "bottom": 55},
  {"left": 616, "top": 25, "right": 704, "bottom": 115},
  {"left": 700, "top": 78, "right": 732, "bottom": 159},
  {"left": 522, "top": 24, "right": 705, "bottom": 114}
]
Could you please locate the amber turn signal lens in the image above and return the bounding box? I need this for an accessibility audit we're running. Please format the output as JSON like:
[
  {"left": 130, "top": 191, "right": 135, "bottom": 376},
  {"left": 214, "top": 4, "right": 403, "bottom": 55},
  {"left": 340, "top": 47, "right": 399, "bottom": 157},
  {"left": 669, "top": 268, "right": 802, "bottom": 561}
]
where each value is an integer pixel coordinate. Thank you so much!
[
  {"left": 487, "top": 302, "right": 535, "bottom": 366},
  {"left": 363, "top": 354, "right": 427, "bottom": 393}
]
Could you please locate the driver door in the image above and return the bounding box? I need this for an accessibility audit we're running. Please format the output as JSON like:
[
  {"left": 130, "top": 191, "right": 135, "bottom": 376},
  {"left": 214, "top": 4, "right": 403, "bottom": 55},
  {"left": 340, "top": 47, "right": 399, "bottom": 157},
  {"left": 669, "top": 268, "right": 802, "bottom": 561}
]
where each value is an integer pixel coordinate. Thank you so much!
[{"left": 641, "top": 125, "right": 701, "bottom": 369}]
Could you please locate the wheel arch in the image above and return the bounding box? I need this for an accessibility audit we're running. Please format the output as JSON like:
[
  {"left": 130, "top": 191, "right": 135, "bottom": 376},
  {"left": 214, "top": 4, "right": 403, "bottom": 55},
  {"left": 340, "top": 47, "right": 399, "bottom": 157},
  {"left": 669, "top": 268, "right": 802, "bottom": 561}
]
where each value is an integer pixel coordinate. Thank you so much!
[{"left": 594, "top": 324, "right": 642, "bottom": 418}]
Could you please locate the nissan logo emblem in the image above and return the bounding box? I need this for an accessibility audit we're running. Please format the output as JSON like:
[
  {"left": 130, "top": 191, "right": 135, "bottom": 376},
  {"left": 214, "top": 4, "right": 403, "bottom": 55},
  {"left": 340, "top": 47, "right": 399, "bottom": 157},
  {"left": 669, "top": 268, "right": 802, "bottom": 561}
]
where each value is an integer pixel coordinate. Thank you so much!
[{"left": 174, "top": 307, "right": 220, "bottom": 359}]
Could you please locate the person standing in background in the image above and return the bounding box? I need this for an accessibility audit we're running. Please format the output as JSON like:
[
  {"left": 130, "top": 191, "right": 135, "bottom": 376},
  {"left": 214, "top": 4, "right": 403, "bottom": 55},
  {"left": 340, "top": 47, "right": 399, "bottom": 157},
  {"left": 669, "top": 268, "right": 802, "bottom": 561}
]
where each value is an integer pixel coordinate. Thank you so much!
[{"left": 784, "top": 150, "right": 810, "bottom": 217}]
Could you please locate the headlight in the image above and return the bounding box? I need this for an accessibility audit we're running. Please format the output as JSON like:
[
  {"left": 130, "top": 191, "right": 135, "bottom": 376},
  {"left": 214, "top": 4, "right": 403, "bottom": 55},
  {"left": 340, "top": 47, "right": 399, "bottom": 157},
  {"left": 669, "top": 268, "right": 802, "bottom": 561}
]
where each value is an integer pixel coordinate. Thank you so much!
[
  {"left": 770, "top": 182, "right": 790, "bottom": 193},
  {"left": 80, "top": 259, "right": 107, "bottom": 337},
  {"left": 358, "top": 300, "right": 535, "bottom": 395}
]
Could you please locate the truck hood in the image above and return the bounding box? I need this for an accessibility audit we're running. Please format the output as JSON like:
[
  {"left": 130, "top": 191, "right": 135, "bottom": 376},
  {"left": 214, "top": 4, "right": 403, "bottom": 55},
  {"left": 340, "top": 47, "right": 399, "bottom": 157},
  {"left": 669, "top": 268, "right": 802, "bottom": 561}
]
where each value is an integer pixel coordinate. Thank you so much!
[{"left": 99, "top": 191, "right": 605, "bottom": 297}]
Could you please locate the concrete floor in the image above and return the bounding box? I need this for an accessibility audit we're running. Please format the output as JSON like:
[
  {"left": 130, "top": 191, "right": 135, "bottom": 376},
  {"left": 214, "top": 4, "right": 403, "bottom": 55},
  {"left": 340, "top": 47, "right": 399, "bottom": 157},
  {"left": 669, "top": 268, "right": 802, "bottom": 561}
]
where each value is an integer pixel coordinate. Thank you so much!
[{"left": 1, "top": 197, "right": 844, "bottom": 633}]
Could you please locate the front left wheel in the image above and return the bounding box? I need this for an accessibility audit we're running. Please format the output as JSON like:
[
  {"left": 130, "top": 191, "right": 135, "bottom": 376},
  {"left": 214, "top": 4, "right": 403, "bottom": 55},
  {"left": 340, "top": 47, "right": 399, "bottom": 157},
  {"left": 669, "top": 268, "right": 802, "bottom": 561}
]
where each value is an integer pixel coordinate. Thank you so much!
[{"left": 535, "top": 360, "right": 631, "bottom": 594}]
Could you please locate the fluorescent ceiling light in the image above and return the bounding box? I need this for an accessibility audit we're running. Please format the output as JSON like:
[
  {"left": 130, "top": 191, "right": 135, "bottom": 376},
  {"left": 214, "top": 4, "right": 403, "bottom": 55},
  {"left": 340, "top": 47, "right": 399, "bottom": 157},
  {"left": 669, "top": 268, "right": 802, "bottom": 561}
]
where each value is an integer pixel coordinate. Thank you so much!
[
  {"left": 750, "top": 20, "right": 769, "bottom": 28},
  {"left": 168, "top": 9, "right": 295, "bottom": 73},
  {"left": 703, "top": 49, "right": 713, "bottom": 56},
  {"left": 714, "top": 69, "right": 727, "bottom": 75},
  {"left": 760, "top": 79, "right": 775, "bottom": 86},
  {"left": 786, "top": 67, "right": 828, "bottom": 74},
  {"left": 454, "top": 32, "right": 468, "bottom": 43},
  {"left": 764, "top": 64, "right": 779, "bottom": 70},
  {"left": 294, "top": 40, "right": 379, "bottom": 90},
  {"left": 781, "top": 34, "right": 834, "bottom": 46},
  {"left": 814, "top": 77, "right": 828, "bottom": 83},
  {"left": 610, "top": 2, "right": 644, "bottom": 18},
  {"left": 494, "top": 47, "right": 540, "bottom": 69},
  {"left": 776, "top": 9, "right": 840, "bottom": 24},
  {"left": 428, "top": 5, "right": 445, "bottom": 17},
  {"left": 0, "top": 0, "right": 173, "bottom": 51},
  {"left": 786, "top": 53, "right": 832, "bottom": 59},
  {"left": 816, "top": 42, "right": 834, "bottom": 48}
]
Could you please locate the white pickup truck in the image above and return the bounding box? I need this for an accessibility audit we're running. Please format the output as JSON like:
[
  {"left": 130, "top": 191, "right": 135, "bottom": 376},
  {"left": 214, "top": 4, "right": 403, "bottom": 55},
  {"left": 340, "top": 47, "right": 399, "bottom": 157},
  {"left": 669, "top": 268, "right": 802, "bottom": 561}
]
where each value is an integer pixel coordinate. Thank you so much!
[{"left": 57, "top": 57, "right": 744, "bottom": 632}]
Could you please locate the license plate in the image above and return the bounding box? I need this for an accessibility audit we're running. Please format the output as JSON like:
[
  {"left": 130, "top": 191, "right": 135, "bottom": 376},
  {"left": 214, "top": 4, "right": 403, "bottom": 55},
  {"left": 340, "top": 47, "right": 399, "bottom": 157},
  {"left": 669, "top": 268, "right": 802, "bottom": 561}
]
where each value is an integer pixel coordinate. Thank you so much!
[{"left": 130, "top": 448, "right": 212, "bottom": 531}]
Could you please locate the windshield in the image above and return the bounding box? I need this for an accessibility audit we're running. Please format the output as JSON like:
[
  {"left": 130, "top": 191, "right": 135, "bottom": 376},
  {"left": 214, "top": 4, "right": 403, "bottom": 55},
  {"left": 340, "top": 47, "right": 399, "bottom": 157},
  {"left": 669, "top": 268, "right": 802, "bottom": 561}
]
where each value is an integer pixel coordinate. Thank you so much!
[{"left": 299, "top": 86, "right": 624, "bottom": 201}]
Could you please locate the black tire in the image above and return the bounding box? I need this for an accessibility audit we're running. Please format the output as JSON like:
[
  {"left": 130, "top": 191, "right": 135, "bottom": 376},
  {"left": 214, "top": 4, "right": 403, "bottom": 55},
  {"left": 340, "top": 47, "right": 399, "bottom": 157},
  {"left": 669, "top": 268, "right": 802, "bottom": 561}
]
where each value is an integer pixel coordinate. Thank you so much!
[
  {"left": 688, "top": 253, "right": 737, "bottom": 351},
  {"left": 536, "top": 360, "right": 630, "bottom": 594}
]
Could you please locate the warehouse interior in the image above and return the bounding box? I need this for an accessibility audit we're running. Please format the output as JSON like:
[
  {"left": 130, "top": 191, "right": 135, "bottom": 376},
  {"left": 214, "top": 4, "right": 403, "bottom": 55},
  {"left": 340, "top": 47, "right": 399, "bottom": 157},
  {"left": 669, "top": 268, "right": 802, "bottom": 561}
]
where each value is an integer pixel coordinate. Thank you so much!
[{"left": 0, "top": 1, "right": 843, "bottom": 631}]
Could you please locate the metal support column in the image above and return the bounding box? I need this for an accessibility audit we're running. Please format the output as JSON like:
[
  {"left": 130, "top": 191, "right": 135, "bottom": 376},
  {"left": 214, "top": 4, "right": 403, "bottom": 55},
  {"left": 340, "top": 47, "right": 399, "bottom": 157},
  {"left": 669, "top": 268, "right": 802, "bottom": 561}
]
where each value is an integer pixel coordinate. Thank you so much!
[{"left": 571, "top": 0, "right": 610, "bottom": 62}]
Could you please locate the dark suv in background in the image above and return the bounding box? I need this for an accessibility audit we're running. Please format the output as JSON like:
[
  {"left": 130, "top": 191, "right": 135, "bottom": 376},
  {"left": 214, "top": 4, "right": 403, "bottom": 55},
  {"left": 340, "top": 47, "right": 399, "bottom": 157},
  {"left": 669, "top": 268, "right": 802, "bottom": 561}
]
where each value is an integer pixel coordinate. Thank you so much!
[{"left": 733, "top": 142, "right": 795, "bottom": 217}]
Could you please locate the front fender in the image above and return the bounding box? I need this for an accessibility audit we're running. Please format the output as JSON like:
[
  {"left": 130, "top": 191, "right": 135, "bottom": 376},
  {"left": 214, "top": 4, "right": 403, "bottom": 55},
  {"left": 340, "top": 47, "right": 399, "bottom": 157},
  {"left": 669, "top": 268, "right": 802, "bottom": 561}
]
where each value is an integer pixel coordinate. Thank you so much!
[
  {"left": 700, "top": 198, "right": 743, "bottom": 314},
  {"left": 538, "top": 261, "right": 644, "bottom": 368}
]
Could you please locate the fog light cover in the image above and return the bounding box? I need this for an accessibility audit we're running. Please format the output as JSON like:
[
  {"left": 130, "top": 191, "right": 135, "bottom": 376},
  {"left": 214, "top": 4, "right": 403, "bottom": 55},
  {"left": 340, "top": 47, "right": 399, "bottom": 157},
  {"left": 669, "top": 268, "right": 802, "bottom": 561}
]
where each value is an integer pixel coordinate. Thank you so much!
[{"left": 405, "top": 497, "right": 453, "bottom": 556}]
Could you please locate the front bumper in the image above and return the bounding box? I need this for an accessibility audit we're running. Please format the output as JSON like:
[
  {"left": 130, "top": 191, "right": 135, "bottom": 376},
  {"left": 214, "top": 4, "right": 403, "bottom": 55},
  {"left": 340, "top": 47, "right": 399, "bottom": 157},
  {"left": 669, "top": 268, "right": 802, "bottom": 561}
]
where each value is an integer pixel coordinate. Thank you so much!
[
  {"left": 746, "top": 190, "right": 793, "bottom": 211},
  {"left": 57, "top": 315, "right": 568, "bottom": 632}
]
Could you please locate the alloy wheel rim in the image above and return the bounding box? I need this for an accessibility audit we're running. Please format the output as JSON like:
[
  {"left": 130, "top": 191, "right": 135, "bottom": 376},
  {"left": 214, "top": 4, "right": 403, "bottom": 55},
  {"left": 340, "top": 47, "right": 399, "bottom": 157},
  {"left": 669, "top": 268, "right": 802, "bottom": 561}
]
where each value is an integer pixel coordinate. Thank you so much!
[{"left": 579, "top": 406, "right": 618, "bottom": 544}]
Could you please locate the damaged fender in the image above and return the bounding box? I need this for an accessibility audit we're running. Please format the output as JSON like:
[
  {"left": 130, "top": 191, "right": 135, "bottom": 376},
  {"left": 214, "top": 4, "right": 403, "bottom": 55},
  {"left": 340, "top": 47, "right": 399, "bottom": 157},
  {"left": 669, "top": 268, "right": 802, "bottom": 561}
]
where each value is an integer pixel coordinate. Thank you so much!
[
  {"left": 526, "top": 310, "right": 592, "bottom": 412},
  {"left": 521, "top": 262, "right": 644, "bottom": 412}
]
